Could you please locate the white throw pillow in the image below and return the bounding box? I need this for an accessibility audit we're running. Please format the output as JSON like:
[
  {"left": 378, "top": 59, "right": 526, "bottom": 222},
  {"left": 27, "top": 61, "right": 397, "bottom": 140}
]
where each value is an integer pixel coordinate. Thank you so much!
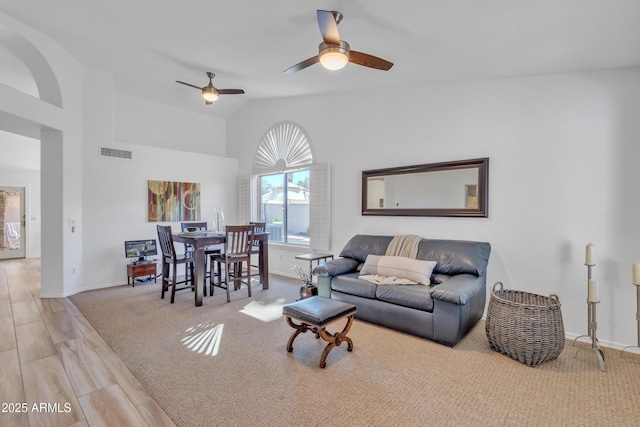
[{"left": 360, "top": 255, "right": 437, "bottom": 285}]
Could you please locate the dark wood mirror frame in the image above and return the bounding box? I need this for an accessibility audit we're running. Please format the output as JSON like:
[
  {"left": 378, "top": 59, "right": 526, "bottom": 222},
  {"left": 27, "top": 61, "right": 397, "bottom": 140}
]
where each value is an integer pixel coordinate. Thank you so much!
[{"left": 362, "top": 157, "right": 489, "bottom": 218}]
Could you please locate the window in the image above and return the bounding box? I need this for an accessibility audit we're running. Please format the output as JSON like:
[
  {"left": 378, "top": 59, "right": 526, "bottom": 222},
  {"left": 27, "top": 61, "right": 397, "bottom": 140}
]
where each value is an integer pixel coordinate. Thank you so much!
[
  {"left": 239, "top": 122, "right": 331, "bottom": 250},
  {"left": 259, "top": 170, "right": 309, "bottom": 246}
]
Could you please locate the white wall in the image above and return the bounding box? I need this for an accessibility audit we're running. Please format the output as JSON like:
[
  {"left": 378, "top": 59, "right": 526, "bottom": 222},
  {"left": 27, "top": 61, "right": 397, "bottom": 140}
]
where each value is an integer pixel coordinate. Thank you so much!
[
  {"left": 80, "top": 140, "right": 237, "bottom": 290},
  {"left": 113, "top": 94, "right": 227, "bottom": 156},
  {"left": 228, "top": 69, "right": 640, "bottom": 350},
  {"left": 78, "top": 67, "right": 237, "bottom": 291}
]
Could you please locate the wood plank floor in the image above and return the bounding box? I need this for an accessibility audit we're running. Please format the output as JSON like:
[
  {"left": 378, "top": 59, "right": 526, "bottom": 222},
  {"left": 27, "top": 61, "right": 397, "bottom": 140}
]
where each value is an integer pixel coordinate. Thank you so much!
[{"left": 0, "top": 258, "right": 176, "bottom": 427}]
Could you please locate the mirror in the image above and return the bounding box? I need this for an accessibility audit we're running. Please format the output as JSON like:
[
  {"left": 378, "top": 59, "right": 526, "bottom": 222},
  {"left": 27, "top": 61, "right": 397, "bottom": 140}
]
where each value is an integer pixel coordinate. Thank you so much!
[{"left": 362, "top": 158, "right": 489, "bottom": 217}]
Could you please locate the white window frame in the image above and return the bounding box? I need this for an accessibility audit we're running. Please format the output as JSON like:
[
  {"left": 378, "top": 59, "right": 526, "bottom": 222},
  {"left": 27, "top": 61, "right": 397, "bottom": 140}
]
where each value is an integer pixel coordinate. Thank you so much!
[{"left": 239, "top": 162, "right": 331, "bottom": 251}]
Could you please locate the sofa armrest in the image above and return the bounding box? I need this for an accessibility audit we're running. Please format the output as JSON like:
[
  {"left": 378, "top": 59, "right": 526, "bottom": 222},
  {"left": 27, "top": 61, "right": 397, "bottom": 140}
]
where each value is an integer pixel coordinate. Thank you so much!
[
  {"left": 313, "top": 258, "right": 359, "bottom": 278},
  {"left": 430, "top": 274, "right": 484, "bottom": 305}
]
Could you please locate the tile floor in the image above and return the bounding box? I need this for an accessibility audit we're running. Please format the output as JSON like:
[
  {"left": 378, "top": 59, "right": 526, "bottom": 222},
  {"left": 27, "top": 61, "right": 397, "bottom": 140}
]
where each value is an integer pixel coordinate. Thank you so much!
[{"left": 0, "top": 258, "right": 176, "bottom": 427}]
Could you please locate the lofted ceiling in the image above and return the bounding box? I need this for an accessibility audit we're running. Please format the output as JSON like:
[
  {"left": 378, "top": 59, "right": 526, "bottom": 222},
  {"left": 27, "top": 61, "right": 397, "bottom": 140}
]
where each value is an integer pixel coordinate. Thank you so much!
[{"left": 1, "top": 0, "right": 640, "bottom": 120}]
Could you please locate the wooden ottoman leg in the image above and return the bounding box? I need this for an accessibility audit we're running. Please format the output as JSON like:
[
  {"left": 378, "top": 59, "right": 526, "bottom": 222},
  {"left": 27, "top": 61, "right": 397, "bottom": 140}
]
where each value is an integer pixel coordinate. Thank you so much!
[
  {"left": 317, "top": 314, "right": 355, "bottom": 368},
  {"left": 285, "top": 316, "right": 315, "bottom": 352}
]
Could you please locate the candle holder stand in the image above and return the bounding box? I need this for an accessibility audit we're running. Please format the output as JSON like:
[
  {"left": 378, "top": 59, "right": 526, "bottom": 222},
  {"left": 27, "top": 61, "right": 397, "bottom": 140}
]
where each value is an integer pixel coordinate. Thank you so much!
[
  {"left": 620, "top": 283, "right": 640, "bottom": 357},
  {"left": 573, "top": 264, "right": 606, "bottom": 371}
]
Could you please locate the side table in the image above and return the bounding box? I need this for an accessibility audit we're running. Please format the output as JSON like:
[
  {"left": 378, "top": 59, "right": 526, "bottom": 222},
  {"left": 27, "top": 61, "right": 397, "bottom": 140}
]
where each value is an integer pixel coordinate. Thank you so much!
[
  {"left": 127, "top": 262, "right": 157, "bottom": 286},
  {"left": 294, "top": 253, "right": 334, "bottom": 299}
]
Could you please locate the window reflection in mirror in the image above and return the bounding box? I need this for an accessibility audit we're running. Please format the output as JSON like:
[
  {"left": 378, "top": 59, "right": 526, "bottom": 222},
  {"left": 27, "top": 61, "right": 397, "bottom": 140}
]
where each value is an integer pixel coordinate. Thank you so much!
[{"left": 362, "top": 158, "right": 489, "bottom": 217}]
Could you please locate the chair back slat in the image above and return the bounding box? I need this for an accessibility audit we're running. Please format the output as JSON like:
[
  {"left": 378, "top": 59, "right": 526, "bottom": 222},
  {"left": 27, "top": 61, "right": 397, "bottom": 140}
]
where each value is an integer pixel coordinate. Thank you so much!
[
  {"left": 224, "top": 225, "right": 254, "bottom": 257},
  {"left": 249, "top": 222, "right": 266, "bottom": 233},
  {"left": 249, "top": 222, "right": 265, "bottom": 248},
  {"left": 157, "top": 225, "right": 177, "bottom": 259}
]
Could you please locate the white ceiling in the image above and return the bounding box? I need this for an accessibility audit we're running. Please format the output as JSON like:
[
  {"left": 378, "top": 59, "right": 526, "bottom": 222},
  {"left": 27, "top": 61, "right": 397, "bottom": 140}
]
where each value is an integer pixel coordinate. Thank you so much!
[{"left": 1, "top": 0, "right": 640, "bottom": 120}]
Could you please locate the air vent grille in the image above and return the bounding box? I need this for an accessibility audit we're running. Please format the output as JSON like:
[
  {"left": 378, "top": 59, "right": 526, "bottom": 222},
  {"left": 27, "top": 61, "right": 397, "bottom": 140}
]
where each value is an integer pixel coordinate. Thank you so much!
[{"left": 100, "top": 147, "right": 132, "bottom": 159}]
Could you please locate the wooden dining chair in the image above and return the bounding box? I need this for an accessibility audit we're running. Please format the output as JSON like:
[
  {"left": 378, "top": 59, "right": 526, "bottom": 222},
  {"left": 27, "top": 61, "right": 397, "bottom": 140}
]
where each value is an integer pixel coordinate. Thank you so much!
[
  {"left": 157, "top": 225, "right": 195, "bottom": 303},
  {"left": 249, "top": 222, "right": 266, "bottom": 284},
  {"left": 181, "top": 222, "right": 221, "bottom": 293},
  {"left": 210, "top": 225, "right": 255, "bottom": 302}
]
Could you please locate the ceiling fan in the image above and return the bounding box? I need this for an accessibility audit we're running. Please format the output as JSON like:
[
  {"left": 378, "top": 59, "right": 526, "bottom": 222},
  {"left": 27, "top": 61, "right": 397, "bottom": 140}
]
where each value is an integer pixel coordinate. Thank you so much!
[
  {"left": 284, "top": 10, "right": 394, "bottom": 74},
  {"left": 176, "top": 72, "right": 245, "bottom": 104}
]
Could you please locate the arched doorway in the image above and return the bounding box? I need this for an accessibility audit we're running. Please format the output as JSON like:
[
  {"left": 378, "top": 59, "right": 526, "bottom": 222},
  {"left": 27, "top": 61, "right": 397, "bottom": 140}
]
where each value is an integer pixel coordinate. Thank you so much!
[{"left": 0, "top": 18, "right": 66, "bottom": 295}]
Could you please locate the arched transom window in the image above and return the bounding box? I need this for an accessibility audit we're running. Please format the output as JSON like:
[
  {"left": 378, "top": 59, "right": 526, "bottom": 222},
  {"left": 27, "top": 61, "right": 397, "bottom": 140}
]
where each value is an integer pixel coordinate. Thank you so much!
[{"left": 253, "top": 121, "right": 313, "bottom": 173}]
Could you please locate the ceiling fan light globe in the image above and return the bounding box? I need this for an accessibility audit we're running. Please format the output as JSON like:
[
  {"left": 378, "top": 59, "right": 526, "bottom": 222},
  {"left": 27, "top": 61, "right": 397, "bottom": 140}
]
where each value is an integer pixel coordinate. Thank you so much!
[
  {"left": 320, "top": 52, "right": 349, "bottom": 70},
  {"left": 202, "top": 87, "right": 219, "bottom": 102},
  {"left": 202, "top": 93, "right": 219, "bottom": 102},
  {"left": 319, "top": 41, "right": 350, "bottom": 71}
]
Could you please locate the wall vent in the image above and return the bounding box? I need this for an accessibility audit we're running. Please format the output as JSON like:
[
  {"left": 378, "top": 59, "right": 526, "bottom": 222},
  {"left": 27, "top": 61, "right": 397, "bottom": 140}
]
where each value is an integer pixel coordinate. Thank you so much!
[{"left": 100, "top": 147, "right": 132, "bottom": 159}]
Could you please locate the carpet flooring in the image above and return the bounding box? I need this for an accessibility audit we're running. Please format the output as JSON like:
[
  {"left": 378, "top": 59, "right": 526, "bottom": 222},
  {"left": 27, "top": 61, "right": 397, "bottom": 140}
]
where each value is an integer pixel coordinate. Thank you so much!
[{"left": 69, "top": 275, "right": 640, "bottom": 427}]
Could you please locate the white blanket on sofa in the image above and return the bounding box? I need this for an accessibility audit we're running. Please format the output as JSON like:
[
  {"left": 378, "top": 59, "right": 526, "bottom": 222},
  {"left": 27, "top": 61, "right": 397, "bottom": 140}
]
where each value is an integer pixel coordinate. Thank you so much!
[
  {"left": 385, "top": 234, "right": 423, "bottom": 258},
  {"left": 358, "top": 274, "right": 417, "bottom": 285},
  {"left": 359, "top": 235, "right": 430, "bottom": 286},
  {"left": 359, "top": 254, "right": 437, "bottom": 286}
]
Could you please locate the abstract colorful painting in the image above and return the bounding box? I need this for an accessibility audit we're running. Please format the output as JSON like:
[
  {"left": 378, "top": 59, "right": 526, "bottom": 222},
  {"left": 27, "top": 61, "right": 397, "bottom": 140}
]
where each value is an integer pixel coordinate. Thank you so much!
[{"left": 148, "top": 180, "right": 201, "bottom": 222}]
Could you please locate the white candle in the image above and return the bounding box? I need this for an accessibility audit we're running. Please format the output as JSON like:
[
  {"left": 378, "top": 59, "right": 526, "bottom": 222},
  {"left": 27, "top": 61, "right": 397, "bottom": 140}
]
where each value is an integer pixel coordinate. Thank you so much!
[
  {"left": 633, "top": 261, "right": 640, "bottom": 285},
  {"left": 588, "top": 279, "right": 600, "bottom": 303},
  {"left": 585, "top": 243, "right": 595, "bottom": 266}
]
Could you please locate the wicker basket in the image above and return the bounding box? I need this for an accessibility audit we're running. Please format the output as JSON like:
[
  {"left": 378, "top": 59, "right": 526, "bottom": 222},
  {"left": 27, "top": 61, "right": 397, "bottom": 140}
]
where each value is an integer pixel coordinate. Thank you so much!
[{"left": 485, "top": 282, "right": 565, "bottom": 367}]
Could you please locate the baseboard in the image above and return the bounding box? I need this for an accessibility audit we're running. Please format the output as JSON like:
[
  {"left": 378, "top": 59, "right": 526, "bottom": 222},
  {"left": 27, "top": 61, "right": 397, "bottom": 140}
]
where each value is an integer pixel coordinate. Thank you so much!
[
  {"left": 564, "top": 332, "right": 640, "bottom": 355},
  {"left": 51, "top": 281, "right": 131, "bottom": 298}
]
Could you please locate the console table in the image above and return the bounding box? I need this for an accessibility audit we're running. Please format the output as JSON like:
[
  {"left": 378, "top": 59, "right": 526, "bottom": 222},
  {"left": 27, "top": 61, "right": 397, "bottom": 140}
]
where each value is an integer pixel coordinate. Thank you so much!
[
  {"left": 294, "top": 253, "right": 333, "bottom": 299},
  {"left": 295, "top": 252, "right": 334, "bottom": 281},
  {"left": 127, "top": 262, "right": 157, "bottom": 286}
]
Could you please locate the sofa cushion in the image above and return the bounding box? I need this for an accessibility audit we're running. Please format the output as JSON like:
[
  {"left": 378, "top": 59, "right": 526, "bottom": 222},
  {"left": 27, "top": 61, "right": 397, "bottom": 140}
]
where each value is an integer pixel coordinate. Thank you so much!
[
  {"left": 375, "top": 284, "right": 435, "bottom": 312},
  {"left": 339, "top": 235, "right": 393, "bottom": 263},
  {"left": 416, "top": 239, "right": 491, "bottom": 277},
  {"left": 360, "top": 255, "right": 436, "bottom": 285},
  {"left": 330, "top": 273, "right": 377, "bottom": 299}
]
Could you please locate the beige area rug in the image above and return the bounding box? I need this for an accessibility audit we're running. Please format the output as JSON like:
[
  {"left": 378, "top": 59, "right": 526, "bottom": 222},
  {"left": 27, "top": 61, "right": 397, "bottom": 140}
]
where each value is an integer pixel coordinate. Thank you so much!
[{"left": 70, "top": 276, "right": 640, "bottom": 427}]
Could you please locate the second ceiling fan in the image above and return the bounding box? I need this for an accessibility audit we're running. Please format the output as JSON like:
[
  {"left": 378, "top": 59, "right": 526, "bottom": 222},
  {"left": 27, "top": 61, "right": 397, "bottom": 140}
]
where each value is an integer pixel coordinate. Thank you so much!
[
  {"left": 176, "top": 72, "right": 244, "bottom": 104},
  {"left": 284, "top": 10, "right": 394, "bottom": 74}
]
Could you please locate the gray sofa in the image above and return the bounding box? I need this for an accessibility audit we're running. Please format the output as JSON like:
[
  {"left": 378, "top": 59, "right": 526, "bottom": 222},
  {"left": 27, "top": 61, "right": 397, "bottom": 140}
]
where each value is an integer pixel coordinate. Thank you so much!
[{"left": 313, "top": 235, "right": 491, "bottom": 346}]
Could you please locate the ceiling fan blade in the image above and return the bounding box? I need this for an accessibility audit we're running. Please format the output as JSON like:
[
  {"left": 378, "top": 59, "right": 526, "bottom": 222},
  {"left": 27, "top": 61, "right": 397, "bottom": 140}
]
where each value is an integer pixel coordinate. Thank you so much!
[
  {"left": 317, "top": 10, "right": 340, "bottom": 45},
  {"left": 176, "top": 81, "right": 203, "bottom": 90},
  {"left": 218, "top": 89, "right": 245, "bottom": 95},
  {"left": 348, "top": 51, "right": 394, "bottom": 71},
  {"left": 283, "top": 56, "right": 320, "bottom": 74}
]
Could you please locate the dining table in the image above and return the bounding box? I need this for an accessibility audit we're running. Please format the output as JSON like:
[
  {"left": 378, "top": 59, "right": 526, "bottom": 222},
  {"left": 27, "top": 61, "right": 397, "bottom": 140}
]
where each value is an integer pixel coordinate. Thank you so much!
[{"left": 173, "top": 230, "right": 270, "bottom": 306}]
